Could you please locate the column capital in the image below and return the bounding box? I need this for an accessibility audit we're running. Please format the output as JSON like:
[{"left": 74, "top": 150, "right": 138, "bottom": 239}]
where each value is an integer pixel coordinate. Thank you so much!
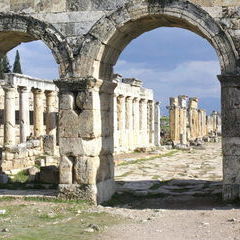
[
  {"left": 155, "top": 101, "right": 160, "bottom": 106},
  {"left": 45, "top": 90, "right": 57, "bottom": 97},
  {"left": 2, "top": 85, "right": 16, "bottom": 92},
  {"left": 32, "top": 88, "right": 44, "bottom": 94},
  {"left": 218, "top": 75, "right": 240, "bottom": 87},
  {"left": 18, "top": 86, "right": 31, "bottom": 93},
  {"left": 126, "top": 96, "right": 134, "bottom": 101},
  {"left": 54, "top": 76, "right": 116, "bottom": 93}
]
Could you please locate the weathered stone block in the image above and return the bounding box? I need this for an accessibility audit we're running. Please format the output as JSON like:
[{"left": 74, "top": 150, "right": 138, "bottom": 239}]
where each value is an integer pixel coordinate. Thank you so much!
[
  {"left": 222, "top": 109, "right": 240, "bottom": 137},
  {"left": 59, "top": 110, "right": 79, "bottom": 138},
  {"left": 223, "top": 137, "right": 240, "bottom": 155},
  {"left": 59, "top": 138, "right": 83, "bottom": 156},
  {"left": 59, "top": 156, "right": 73, "bottom": 184},
  {"left": 223, "top": 155, "right": 240, "bottom": 184},
  {"left": 74, "top": 156, "right": 100, "bottom": 184},
  {"left": 58, "top": 184, "right": 97, "bottom": 204},
  {"left": 39, "top": 166, "right": 59, "bottom": 184},
  {"left": 0, "top": 174, "right": 8, "bottom": 184},
  {"left": 59, "top": 92, "right": 75, "bottom": 110}
]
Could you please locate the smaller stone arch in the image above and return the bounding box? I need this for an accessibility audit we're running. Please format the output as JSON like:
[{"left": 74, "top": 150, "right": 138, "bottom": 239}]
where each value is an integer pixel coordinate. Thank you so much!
[
  {"left": 77, "top": 0, "right": 239, "bottom": 80},
  {"left": 0, "top": 13, "right": 73, "bottom": 78}
]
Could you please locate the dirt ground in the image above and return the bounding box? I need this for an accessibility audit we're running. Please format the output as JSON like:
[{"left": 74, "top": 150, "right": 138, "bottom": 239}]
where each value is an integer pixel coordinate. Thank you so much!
[
  {"left": 2, "top": 142, "right": 240, "bottom": 240},
  {"left": 96, "top": 142, "right": 240, "bottom": 240}
]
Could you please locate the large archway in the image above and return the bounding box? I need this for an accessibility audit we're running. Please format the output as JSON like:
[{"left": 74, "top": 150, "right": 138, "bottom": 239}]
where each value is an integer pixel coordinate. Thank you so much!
[
  {"left": 0, "top": 13, "right": 73, "bottom": 78},
  {"left": 55, "top": 0, "right": 240, "bottom": 204},
  {"left": 77, "top": 0, "right": 239, "bottom": 80}
]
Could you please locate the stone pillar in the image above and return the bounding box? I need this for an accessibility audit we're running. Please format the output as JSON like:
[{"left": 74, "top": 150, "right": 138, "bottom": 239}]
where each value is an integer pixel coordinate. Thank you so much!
[
  {"left": 55, "top": 77, "right": 117, "bottom": 204},
  {"left": 126, "top": 97, "right": 133, "bottom": 151},
  {"left": 113, "top": 94, "right": 119, "bottom": 153},
  {"left": 45, "top": 91, "right": 57, "bottom": 136},
  {"left": 3, "top": 86, "right": 16, "bottom": 146},
  {"left": 133, "top": 98, "right": 140, "bottom": 149},
  {"left": 118, "top": 95, "right": 126, "bottom": 152},
  {"left": 154, "top": 102, "right": 161, "bottom": 147},
  {"left": 18, "top": 87, "right": 30, "bottom": 143},
  {"left": 218, "top": 75, "right": 240, "bottom": 201},
  {"left": 168, "top": 97, "right": 180, "bottom": 145},
  {"left": 188, "top": 98, "right": 199, "bottom": 140},
  {"left": 149, "top": 100, "right": 155, "bottom": 145},
  {"left": 33, "top": 89, "right": 44, "bottom": 137},
  {"left": 140, "top": 99, "right": 148, "bottom": 147},
  {"left": 178, "top": 96, "right": 188, "bottom": 145}
]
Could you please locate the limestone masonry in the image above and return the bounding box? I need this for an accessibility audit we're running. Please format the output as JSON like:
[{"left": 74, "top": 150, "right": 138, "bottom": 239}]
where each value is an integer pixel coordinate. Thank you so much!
[{"left": 1, "top": 0, "right": 240, "bottom": 203}]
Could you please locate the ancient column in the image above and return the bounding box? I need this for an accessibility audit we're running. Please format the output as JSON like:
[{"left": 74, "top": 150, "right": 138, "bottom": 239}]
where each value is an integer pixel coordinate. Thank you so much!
[
  {"left": 147, "top": 100, "right": 155, "bottom": 146},
  {"left": 3, "top": 86, "right": 16, "bottom": 146},
  {"left": 33, "top": 88, "right": 44, "bottom": 137},
  {"left": 118, "top": 95, "right": 126, "bottom": 152},
  {"left": 133, "top": 98, "right": 140, "bottom": 149},
  {"left": 113, "top": 94, "right": 119, "bottom": 153},
  {"left": 188, "top": 98, "right": 199, "bottom": 140},
  {"left": 55, "top": 77, "right": 117, "bottom": 204},
  {"left": 19, "top": 87, "right": 30, "bottom": 143},
  {"left": 140, "top": 99, "right": 148, "bottom": 147},
  {"left": 126, "top": 97, "right": 133, "bottom": 151},
  {"left": 154, "top": 102, "right": 161, "bottom": 147},
  {"left": 218, "top": 75, "right": 240, "bottom": 201},
  {"left": 178, "top": 96, "right": 188, "bottom": 145},
  {"left": 168, "top": 97, "right": 180, "bottom": 145},
  {"left": 45, "top": 90, "right": 57, "bottom": 136}
]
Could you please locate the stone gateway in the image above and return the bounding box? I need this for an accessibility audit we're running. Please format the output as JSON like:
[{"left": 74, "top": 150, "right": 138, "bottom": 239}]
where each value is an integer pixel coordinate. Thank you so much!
[{"left": 1, "top": 0, "right": 240, "bottom": 203}]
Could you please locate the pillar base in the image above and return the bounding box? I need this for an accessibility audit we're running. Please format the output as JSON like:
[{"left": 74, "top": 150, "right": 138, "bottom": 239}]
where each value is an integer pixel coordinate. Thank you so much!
[
  {"left": 58, "top": 179, "right": 115, "bottom": 204},
  {"left": 223, "top": 184, "right": 240, "bottom": 201}
]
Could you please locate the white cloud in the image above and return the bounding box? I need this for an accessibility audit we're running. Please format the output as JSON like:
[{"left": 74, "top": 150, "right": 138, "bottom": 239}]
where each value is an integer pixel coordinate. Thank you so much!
[
  {"left": 115, "top": 59, "right": 221, "bottom": 114},
  {"left": 115, "top": 59, "right": 221, "bottom": 99}
]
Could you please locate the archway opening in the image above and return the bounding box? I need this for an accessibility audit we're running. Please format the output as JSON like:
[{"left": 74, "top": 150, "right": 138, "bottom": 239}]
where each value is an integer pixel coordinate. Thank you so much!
[
  {"left": 110, "top": 27, "right": 223, "bottom": 208},
  {"left": 0, "top": 28, "right": 61, "bottom": 192}
]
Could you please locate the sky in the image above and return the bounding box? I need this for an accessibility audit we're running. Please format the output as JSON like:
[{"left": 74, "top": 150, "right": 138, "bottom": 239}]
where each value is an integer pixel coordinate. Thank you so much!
[{"left": 8, "top": 27, "right": 221, "bottom": 115}]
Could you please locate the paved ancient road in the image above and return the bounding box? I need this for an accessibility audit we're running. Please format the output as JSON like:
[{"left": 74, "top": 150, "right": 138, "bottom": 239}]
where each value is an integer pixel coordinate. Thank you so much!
[{"left": 96, "top": 142, "right": 240, "bottom": 240}]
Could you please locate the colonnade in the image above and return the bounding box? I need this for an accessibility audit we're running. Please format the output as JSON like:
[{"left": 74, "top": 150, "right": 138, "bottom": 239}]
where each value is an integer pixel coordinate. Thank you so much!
[
  {"left": 3, "top": 86, "right": 57, "bottom": 146},
  {"left": 168, "top": 96, "right": 220, "bottom": 145},
  {"left": 2, "top": 73, "right": 58, "bottom": 147},
  {"left": 113, "top": 75, "right": 160, "bottom": 153}
]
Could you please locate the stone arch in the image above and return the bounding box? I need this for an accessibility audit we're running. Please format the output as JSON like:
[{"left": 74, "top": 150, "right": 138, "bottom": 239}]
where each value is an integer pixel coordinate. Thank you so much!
[
  {"left": 78, "top": 0, "right": 239, "bottom": 80},
  {"left": 0, "top": 13, "right": 73, "bottom": 78}
]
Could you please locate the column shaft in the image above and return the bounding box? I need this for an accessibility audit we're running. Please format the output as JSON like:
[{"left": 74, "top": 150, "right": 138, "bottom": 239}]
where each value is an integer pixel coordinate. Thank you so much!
[
  {"left": 3, "top": 86, "right": 16, "bottom": 146},
  {"left": 33, "top": 89, "right": 44, "bottom": 137},
  {"left": 46, "top": 91, "right": 57, "bottom": 136},
  {"left": 19, "top": 87, "right": 30, "bottom": 143}
]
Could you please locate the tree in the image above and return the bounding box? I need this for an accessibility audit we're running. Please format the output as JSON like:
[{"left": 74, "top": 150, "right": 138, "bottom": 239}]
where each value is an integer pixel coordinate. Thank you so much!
[
  {"left": 13, "top": 50, "right": 22, "bottom": 74},
  {"left": 2, "top": 55, "right": 11, "bottom": 73}
]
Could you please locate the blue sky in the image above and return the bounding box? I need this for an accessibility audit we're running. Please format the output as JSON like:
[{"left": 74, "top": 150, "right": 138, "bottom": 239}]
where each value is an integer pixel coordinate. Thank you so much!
[{"left": 8, "top": 27, "right": 221, "bottom": 115}]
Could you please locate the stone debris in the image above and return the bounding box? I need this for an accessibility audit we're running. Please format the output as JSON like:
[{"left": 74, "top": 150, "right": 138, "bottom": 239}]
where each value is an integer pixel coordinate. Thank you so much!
[{"left": 0, "top": 209, "right": 6, "bottom": 214}]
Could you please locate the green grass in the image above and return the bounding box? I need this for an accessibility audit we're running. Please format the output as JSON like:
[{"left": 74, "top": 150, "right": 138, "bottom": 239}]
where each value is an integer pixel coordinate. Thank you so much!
[
  {"left": 11, "top": 170, "right": 29, "bottom": 183},
  {"left": 116, "top": 171, "right": 134, "bottom": 178},
  {"left": 0, "top": 198, "right": 122, "bottom": 240},
  {"left": 118, "top": 150, "right": 178, "bottom": 166}
]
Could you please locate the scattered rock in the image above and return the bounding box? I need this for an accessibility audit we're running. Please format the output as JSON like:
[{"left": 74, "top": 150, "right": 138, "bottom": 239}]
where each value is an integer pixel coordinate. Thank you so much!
[
  {"left": 0, "top": 210, "right": 6, "bottom": 215},
  {"left": 87, "top": 224, "right": 100, "bottom": 232},
  {"left": 2, "top": 228, "right": 9, "bottom": 232}
]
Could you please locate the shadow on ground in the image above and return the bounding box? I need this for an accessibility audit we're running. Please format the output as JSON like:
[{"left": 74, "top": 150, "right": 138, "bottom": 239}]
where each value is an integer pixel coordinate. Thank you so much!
[{"left": 104, "top": 179, "right": 240, "bottom": 210}]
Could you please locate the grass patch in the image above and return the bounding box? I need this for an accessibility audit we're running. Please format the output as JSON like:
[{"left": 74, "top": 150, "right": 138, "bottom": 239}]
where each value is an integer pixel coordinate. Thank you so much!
[
  {"left": 152, "top": 175, "right": 161, "bottom": 180},
  {"left": 118, "top": 150, "right": 178, "bottom": 166},
  {"left": 116, "top": 171, "right": 134, "bottom": 178},
  {"left": 11, "top": 170, "right": 29, "bottom": 183}
]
